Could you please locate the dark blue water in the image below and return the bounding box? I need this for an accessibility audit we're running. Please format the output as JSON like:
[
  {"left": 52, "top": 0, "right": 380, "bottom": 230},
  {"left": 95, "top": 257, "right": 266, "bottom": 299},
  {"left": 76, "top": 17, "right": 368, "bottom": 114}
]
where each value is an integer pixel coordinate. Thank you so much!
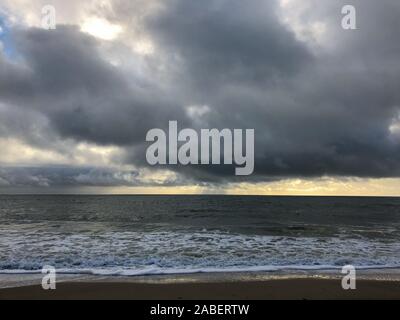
[{"left": 0, "top": 195, "right": 399, "bottom": 275}]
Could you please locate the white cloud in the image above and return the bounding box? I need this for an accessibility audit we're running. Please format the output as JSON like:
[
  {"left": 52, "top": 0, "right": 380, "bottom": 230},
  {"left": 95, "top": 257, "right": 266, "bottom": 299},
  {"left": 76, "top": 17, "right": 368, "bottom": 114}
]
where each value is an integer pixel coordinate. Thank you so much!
[
  {"left": 389, "top": 113, "right": 400, "bottom": 137},
  {"left": 277, "top": 0, "right": 329, "bottom": 48},
  {"left": 186, "top": 105, "right": 211, "bottom": 119},
  {"left": 81, "top": 17, "right": 123, "bottom": 40},
  {"left": 0, "top": 137, "right": 124, "bottom": 167}
]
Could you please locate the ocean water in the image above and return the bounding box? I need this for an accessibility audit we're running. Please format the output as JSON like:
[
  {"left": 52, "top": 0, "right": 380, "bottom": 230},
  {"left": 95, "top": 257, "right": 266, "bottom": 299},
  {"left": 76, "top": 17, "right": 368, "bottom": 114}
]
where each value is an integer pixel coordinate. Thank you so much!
[{"left": 0, "top": 195, "right": 399, "bottom": 276}]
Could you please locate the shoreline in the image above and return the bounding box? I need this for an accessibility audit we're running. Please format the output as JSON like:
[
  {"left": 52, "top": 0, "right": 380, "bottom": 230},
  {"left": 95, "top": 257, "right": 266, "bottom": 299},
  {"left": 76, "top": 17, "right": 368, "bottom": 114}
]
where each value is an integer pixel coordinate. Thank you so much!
[{"left": 1, "top": 270, "right": 400, "bottom": 300}]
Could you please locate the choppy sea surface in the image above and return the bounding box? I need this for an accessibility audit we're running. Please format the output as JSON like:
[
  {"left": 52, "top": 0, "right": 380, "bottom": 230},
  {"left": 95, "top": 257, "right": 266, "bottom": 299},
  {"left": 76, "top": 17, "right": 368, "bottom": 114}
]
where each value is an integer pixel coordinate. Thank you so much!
[{"left": 0, "top": 195, "right": 399, "bottom": 276}]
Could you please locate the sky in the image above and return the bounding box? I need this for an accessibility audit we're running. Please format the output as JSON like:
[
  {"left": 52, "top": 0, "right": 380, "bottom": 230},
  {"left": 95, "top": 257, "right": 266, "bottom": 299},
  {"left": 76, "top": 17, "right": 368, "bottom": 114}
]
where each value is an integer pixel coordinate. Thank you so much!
[{"left": 0, "top": 0, "right": 400, "bottom": 195}]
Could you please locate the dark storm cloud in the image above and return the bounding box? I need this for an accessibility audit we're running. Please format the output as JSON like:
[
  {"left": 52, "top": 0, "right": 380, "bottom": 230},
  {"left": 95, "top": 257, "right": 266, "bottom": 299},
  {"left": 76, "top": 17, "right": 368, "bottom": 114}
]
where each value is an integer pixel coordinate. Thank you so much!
[
  {"left": 0, "top": 166, "right": 195, "bottom": 189},
  {"left": 140, "top": 0, "right": 400, "bottom": 180},
  {"left": 0, "top": 167, "right": 141, "bottom": 188},
  {"left": 146, "top": 0, "right": 313, "bottom": 89},
  {"left": 0, "top": 26, "right": 190, "bottom": 147},
  {"left": 1, "top": 0, "right": 400, "bottom": 188}
]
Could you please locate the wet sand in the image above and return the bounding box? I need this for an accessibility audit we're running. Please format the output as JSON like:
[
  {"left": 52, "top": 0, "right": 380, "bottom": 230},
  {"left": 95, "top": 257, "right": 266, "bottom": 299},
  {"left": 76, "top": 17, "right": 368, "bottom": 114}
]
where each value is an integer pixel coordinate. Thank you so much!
[{"left": 1, "top": 278, "right": 399, "bottom": 300}]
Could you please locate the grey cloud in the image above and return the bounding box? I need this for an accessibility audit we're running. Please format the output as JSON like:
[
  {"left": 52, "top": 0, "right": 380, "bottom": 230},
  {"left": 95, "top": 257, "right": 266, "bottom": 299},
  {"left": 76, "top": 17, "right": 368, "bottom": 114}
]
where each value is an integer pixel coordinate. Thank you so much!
[
  {"left": 73, "top": 168, "right": 140, "bottom": 186},
  {"left": 0, "top": 167, "right": 141, "bottom": 188},
  {"left": 0, "top": 26, "right": 191, "bottom": 147},
  {"left": 0, "top": 167, "right": 52, "bottom": 187},
  {"left": 1, "top": 0, "right": 400, "bottom": 189},
  {"left": 139, "top": 0, "right": 400, "bottom": 180},
  {"left": 147, "top": 0, "right": 313, "bottom": 89}
]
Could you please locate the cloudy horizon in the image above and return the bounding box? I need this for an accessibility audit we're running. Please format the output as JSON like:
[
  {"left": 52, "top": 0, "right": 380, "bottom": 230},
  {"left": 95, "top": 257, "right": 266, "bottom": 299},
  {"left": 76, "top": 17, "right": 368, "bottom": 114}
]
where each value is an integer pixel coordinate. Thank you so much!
[{"left": 1, "top": 0, "right": 400, "bottom": 195}]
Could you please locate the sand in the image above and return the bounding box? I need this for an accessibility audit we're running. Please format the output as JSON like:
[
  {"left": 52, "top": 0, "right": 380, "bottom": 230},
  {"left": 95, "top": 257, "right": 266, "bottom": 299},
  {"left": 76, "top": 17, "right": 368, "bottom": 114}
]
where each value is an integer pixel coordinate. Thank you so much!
[{"left": 0, "top": 278, "right": 400, "bottom": 300}]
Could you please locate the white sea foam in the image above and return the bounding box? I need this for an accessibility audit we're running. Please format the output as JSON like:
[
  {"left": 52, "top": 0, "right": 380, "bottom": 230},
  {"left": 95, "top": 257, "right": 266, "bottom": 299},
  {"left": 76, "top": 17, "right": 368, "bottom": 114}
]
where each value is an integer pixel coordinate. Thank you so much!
[
  {"left": 0, "top": 226, "right": 399, "bottom": 275},
  {"left": 2, "top": 265, "right": 400, "bottom": 277}
]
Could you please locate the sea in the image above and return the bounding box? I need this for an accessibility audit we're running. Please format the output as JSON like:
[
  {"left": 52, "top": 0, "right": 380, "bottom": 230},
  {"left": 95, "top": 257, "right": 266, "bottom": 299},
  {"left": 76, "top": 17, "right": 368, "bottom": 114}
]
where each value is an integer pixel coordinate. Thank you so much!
[{"left": 0, "top": 195, "right": 399, "bottom": 277}]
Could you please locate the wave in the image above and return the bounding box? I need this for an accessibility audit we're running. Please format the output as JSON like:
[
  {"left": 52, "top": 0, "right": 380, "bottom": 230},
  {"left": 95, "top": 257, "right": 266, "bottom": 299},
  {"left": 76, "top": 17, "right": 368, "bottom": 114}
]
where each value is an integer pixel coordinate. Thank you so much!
[
  {"left": 1, "top": 226, "right": 400, "bottom": 277},
  {"left": 2, "top": 264, "right": 400, "bottom": 277}
]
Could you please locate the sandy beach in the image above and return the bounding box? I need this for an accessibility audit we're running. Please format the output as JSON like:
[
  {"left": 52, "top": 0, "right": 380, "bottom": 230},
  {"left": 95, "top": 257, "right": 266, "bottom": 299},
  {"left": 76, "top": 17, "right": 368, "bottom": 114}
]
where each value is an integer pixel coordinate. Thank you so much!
[{"left": 1, "top": 272, "right": 400, "bottom": 300}]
